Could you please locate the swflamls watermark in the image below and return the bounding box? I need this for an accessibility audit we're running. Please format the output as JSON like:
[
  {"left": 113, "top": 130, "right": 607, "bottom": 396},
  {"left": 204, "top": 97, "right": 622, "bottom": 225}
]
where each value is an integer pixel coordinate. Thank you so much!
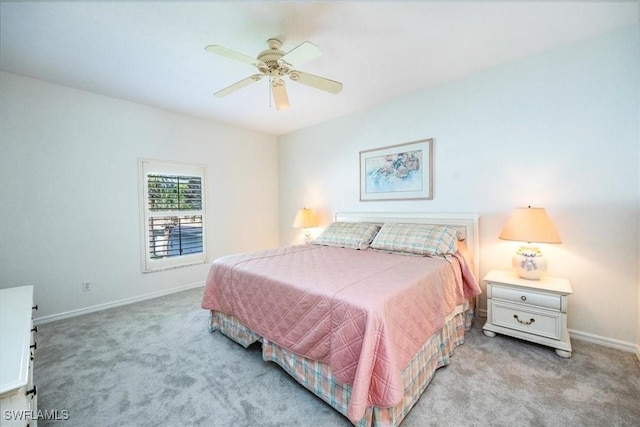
[{"left": 3, "top": 409, "right": 70, "bottom": 421}]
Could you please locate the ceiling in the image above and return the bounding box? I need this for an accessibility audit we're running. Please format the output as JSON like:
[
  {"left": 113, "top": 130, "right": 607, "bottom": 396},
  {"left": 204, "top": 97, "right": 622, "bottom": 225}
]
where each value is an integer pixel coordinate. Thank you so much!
[{"left": 1, "top": 1, "right": 637, "bottom": 136}]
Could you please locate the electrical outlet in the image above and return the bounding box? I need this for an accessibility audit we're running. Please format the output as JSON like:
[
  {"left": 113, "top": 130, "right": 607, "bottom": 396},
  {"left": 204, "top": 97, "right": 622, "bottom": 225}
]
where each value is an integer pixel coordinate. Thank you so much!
[{"left": 82, "top": 281, "right": 91, "bottom": 292}]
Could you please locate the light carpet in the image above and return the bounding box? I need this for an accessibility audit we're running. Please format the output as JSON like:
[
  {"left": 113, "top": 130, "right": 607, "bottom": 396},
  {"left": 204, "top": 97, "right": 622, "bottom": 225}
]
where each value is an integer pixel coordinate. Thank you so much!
[{"left": 34, "top": 287, "right": 640, "bottom": 426}]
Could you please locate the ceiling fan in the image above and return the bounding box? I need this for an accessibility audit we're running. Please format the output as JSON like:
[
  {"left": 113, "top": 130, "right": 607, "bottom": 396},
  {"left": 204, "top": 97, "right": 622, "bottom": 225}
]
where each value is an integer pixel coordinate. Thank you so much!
[{"left": 205, "top": 38, "right": 343, "bottom": 111}]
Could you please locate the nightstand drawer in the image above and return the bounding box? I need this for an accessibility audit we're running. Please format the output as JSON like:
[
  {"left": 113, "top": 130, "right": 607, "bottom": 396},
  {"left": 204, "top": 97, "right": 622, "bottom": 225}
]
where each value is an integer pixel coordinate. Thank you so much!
[
  {"left": 490, "top": 284, "right": 561, "bottom": 311},
  {"left": 490, "top": 301, "right": 562, "bottom": 340}
]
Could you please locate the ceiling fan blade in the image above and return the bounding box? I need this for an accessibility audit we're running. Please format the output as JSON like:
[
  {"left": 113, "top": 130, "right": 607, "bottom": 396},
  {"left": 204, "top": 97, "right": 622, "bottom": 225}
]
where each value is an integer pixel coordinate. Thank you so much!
[
  {"left": 214, "top": 74, "right": 263, "bottom": 97},
  {"left": 278, "top": 41, "right": 322, "bottom": 68},
  {"left": 205, "top": 45, "right": 263, "bottom": 67},
  {"left": 271, "top": 78, "right": 289, "bottom": 111},
  {"left": 289, "top": 70, "right": 343, "bottom": 94}
]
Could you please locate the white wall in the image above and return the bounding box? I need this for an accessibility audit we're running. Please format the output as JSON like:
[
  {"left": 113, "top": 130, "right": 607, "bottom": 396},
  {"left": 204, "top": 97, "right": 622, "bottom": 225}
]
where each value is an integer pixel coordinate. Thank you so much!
[
  {"left": 0, "top": 72, "right": 279, "bottom": 320},
  {"left": 279, "top": 26, "right": 640, "bottom": 347}
]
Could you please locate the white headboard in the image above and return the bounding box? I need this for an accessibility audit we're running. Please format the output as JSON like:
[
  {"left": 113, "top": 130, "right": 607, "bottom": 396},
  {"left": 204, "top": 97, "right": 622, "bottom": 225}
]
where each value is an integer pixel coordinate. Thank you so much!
[{"left": 334, "top": 212, "right": 480, "bottom": 280}]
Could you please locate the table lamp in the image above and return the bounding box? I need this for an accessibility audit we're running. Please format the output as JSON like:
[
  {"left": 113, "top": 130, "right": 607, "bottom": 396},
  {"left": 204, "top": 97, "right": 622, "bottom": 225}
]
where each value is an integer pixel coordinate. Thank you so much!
[
  {"left": 498, "top": 206, "right": 562, "bottom": 280},
  {"left": 292, "top": 208, "right": 318, "bottom": 243}
]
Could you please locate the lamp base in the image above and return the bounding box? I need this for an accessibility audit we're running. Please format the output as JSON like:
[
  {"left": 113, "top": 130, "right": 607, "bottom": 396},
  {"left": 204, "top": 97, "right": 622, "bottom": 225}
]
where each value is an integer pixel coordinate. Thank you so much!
[
  {"left": 303, "top": 230, "right": 313, "bottom": 244},
  {"left": 512, "top": 245, "right": 547, "bottom": 280}
]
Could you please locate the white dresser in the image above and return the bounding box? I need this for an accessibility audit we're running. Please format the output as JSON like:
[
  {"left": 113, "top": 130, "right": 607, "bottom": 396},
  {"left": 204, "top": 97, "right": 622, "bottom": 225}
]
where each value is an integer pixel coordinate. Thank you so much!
[
  {"left": 0, "top": 286, "right": 38, "bottom": 427},
  {"left": 482, "top": 270, "right": 573, "bottom": 358}
]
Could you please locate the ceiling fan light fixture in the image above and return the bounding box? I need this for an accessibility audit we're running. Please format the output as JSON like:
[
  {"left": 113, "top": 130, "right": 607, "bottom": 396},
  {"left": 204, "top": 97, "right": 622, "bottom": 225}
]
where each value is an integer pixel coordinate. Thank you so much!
[
  {"left": 271, "top": 78, "right": 289, "bottom": 110},
  {"left": 205, "top": 37, "right": 343, "bottom": 109}
]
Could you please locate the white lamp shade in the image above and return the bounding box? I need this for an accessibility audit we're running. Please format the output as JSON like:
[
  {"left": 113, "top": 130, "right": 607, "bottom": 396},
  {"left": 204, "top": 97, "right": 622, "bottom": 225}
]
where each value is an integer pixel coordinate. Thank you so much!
[
  {"left": 292, "top": 208, "right": 318, "bottom": 229},
  {"left": 499, "top": 207, "right": 561, "bottom": 244}
]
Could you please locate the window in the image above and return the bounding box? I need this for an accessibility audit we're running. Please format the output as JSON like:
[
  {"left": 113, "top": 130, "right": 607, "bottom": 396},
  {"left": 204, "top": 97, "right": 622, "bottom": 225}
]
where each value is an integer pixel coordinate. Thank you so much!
[{"left": 139, "top": 160, "right": 206, "bottom": 272}]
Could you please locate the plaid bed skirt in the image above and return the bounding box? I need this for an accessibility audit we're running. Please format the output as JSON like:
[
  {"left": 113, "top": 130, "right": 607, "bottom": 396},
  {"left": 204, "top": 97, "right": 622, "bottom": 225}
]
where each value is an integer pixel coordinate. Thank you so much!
[{"left": 209, "top": 306, "right": 469, "bottom": 426}]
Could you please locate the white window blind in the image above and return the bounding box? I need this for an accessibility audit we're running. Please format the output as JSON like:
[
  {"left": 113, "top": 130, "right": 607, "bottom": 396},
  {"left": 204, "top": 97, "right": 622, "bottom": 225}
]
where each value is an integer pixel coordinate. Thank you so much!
[{"left": 139, "top": 160, "right": 206, "bottom": 272}]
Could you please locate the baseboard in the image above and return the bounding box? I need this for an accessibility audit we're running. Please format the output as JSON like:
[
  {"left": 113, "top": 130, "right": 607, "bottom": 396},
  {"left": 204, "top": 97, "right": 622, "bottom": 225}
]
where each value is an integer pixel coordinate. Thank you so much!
[
  {"left": 568, "top": 329, "right": 638, "bottom": 355},
  {"left": 475, "top": 309, "right": 637, "bottom": 357},
  {"left": 34, "top": 281, "right": 204, "bottom": 325}
]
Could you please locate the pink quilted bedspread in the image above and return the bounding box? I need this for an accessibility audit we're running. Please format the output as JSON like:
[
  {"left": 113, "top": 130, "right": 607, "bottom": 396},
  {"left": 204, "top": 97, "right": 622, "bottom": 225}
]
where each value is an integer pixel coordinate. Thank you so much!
[{"left": 201, "top": 245, "right": 480, "bottom": 422}]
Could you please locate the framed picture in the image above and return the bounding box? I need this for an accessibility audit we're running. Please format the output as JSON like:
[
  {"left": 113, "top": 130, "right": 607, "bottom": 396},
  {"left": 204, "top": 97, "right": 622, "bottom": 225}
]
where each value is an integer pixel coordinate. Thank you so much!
[{"left": 359, "top": 138, "right": 433, "bottom": 201}]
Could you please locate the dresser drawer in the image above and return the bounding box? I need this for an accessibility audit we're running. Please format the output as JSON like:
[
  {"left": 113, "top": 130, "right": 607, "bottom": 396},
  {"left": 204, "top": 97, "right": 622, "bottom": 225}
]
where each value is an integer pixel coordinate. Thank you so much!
[
  {"left": 490, "top": 300, "right": 562, "bottom": 340},
  {"left": 490, "top": 283, "right": 561, "bottom": 311},
  {"left": 1, "top": 286, "right": 38, "bottom": 427}
]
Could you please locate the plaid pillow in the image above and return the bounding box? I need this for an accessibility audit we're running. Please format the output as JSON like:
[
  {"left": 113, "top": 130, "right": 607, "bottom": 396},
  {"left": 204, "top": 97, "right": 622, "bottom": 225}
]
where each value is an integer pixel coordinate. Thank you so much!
[
  {"left": 312, "top": 222, "right": 381, "bottom": 250},
  {"left": 370, "top": 223, "right": 458, "bottom": 256}
]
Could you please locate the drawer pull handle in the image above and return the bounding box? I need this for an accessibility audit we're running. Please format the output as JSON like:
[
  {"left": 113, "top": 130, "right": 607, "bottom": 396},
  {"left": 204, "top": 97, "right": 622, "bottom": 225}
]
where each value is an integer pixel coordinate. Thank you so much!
[
  {"left": 520, "top": 296, "right": 527, "bottom": 301},
  {"left": 514, "top": 314, "right": 535, "bottom": 325},
  {"left": 31, "top": 326, "right": 38, "bottom": 333},
  {"left": 26, "top": 386, "right": 37, "bottom": 397},
  {"left": 30, "top": 342, "right": 37, "bottom": 350},
  {"left": 32, "top": 304, "right": 38, "bottom": 311}
]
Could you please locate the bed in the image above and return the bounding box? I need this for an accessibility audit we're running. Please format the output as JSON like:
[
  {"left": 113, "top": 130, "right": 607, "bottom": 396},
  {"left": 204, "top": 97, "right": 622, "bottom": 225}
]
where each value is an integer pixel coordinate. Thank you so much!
[{"left": 202, "top": 212, "right": 481, "bottom": 426}]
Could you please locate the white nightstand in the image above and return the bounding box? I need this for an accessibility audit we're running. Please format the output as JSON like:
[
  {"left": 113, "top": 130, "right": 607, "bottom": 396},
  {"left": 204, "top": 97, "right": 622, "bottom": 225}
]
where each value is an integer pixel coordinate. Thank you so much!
[{"left": 482, "top": 269, "right": 572, "bottom": 358}]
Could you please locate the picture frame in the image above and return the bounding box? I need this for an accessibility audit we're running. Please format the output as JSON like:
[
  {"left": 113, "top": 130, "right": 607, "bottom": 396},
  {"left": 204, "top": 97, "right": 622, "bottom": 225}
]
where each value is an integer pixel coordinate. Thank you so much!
[{"left": 359, "top": 138, "right": 433, "bottom": 201}]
